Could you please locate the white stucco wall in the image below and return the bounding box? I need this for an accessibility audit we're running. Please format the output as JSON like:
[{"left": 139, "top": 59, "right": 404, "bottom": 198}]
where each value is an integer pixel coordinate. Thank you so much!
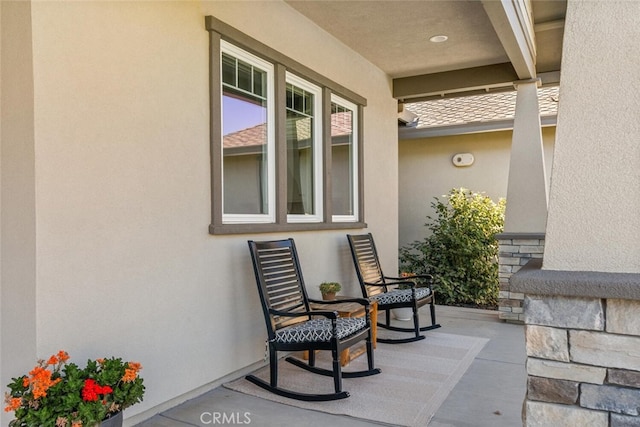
[
  {"left": 543, "top": 0, "right": 640, "bottom": 273},
  {"left": 3, "top": 0, "right": 398, "bottom": 423},
  {"left": 398, "top": 128, "right": 555, "bottom": 249}
]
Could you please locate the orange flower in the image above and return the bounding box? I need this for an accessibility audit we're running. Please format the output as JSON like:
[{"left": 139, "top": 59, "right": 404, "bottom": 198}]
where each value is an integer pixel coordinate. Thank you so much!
[
  {"left": 57, "top": 351, "right": 70, "bottom": 363},
  {"left": 122, "top": 361, "right": 142, "bottom": 382},
  {"left": 128, "top": 362, "right": 142, "bottom": 372},
  {"left": 4, "top": 397, "right": 22, "bottom": 412},
  {"left": 122, "top": 368, "right": 137, "bottom": 383},
  {"left": 47, "top": 355, "right": 59, "bottom": 366},
  {"left": 71, "top": 421, "right": 82, "bottom": 427},
  {"left": 28, "top": 366, "right": 61, "bottom": 399}
]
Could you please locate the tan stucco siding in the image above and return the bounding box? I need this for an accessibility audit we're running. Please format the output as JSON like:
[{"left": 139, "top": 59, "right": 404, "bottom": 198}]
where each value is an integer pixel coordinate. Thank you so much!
[
  {"left": 398, "top": 127, "right": 555, "bottom": 249},
  {"left": 16, "top": 1, "right": 397, "bottom": 422},
  {"left": 543, "top": 0, "right": 640, "bottom": 273}
]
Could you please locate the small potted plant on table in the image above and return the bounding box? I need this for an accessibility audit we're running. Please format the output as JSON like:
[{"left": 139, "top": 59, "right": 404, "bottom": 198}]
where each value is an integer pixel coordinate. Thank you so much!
[{"left": 319, "top": 282, "right": 341, "bottom": 300}]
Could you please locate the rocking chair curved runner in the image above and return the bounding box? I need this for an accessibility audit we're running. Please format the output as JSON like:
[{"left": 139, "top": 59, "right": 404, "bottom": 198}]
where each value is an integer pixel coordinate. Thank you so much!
[
  {"left": 347, "top": 233, "right": 441, "bottom": 344},
  {"left": 247, "top": 238, "right": 380, "bottom": 401}
]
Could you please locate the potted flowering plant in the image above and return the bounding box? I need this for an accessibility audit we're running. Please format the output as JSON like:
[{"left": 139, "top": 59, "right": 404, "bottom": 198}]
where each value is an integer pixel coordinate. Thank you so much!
[{"left": 4, "top": 350, "right": 144, "bottom": 427}]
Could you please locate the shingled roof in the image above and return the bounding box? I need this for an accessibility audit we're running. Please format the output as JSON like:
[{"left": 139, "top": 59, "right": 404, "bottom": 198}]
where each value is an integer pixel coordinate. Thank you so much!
[
  {"left": 400, "top": 86, "right": 559, "bottom": 139},
  {"left": 223, "top": 111, "right": 353, "bottom": 153}
]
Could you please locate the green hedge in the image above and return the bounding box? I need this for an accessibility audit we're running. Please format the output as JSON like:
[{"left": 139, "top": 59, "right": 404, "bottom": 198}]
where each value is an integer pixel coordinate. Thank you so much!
[{"left": 399, "top": 188, "right": 505, "bottom": 307}]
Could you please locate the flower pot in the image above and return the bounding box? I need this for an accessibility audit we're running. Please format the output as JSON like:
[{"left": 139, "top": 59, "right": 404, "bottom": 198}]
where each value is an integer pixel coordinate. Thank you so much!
[
  {"left": 322, "top": 292, "right": 336, "bottom": 301},
  {"left": 100, "top": 411, "right": 123, "bottom": 427},
  {"left": 392, "top": 307, "right": 413, "bottom": 321}
]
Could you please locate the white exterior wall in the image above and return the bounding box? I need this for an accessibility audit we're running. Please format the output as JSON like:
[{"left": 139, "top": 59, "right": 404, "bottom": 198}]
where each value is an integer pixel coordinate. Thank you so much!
[
  {"left": 1, "top": 1, "right": 397, "bottom": 424},
  {"left": 399, "top": 128, "right": 555, "bottom": 248},
  {"left": 543, "top": 0, "right": 640, "bottom": 273}
]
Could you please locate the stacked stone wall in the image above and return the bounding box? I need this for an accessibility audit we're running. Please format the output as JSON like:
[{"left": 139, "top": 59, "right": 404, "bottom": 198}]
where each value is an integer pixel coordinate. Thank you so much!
[
  {"left": 523, "top": 295, "right": 640, "bottom": 426},
  {"left": 497, "top": 234, "right": 545, "bottom": 322}
]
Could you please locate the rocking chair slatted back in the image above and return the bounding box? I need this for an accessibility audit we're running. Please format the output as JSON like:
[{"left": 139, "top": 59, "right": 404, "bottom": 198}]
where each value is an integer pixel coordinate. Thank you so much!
[
  {"left": 249, "top": 239, "right": 311, "bottom": 335},
  {"left": 347, "top": 234, "right": 387, "bottom": 298}
]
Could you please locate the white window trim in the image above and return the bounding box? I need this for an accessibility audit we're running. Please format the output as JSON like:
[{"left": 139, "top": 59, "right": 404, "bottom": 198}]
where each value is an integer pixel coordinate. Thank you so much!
[
  {"left": 220, "top": 41, "right": 276, "bottom": 224},
  {"left": 285, "top": 72, "right": 323, "bottom": 223},
  {"left": 331, "top": 94, "right": 359, "bottom": 223}
]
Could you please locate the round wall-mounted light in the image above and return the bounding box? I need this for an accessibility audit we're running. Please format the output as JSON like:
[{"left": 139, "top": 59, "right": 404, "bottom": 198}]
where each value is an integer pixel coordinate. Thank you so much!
[
  {"left": 429, "top": 35, "right": 448, "bottom": 43},
  {"left": 452, "top": 153, "right": 474, "bottom": 167}
]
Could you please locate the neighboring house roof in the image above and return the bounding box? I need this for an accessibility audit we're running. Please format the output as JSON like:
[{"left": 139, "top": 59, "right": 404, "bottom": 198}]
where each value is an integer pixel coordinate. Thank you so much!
[
  {"left": 223, "top": 112, "right": 353, "bottom": 153},
  {"left": 330, "top": 110, "right": 353, "bottom": 137},
  {"left": 400, "top": 86, "right": 559, "bottom": 139},
  {"left": 224, "top": 123, "right": 267, "bottom": 150}
]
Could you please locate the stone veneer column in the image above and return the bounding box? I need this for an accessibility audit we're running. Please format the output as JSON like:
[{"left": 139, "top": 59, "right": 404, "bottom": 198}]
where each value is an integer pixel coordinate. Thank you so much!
[
  {"left": 496, "top": 233, "right": 544, "bottom": 323},
  {"left": 512, "top": 261, "right": 640, "bottom": 426},
  {"left": 496, "top": 79, "right": 548, "bottom": 324}
]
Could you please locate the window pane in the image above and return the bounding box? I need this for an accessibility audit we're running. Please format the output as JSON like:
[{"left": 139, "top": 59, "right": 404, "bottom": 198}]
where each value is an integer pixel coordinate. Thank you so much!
[
  {"left": 237, "top": 60, "right": 252, "bottom": 92},
  {"left": 221, "top": 53, "right": 236, "bottom": 86},
  {"left": 293, "top": 87, "right": 304, "bottom": 112},
  {"left": 286, "top": 83, "right": 293, "bottom": 109},
  {"left": 253, "top": 69, "right": 264, "bottom": 97},
  {"left": 286, "top": 83, "right": 315, "bottom": 216},
  {"left": 304, "top": 91, "right": 313, "bottom": 116},
  {"left": 222, "top": 53, "right": 270, "bottom": 216},
  {"left": 331, "top": 101, "right": 355, "bottom": 217}
]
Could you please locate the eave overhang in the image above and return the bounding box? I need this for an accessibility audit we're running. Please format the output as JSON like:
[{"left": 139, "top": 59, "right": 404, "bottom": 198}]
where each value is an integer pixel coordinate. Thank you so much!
[{"left": 399, "top": 114, "right": 557, "bottom": 140}]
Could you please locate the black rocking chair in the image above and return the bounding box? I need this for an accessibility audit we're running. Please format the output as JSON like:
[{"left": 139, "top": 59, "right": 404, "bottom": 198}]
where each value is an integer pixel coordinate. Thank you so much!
[
  {"left": 347, "top": 233, "right": 441, "bottom": 344},
  {"left": 247, "top": 238, "right": 380, "bottom": 401}
]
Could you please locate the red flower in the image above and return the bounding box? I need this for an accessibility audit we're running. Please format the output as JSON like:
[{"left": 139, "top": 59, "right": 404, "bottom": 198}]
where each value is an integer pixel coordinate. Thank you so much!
[
  {"left": 81, "top": 379, "right": 112, "bottom": 402},
  {"left": 82, "top": 379, "right": 98, "bottom": 402}
]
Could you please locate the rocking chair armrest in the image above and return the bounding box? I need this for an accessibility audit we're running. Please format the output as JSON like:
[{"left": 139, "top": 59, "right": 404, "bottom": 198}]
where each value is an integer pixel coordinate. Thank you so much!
[
  {"left": 268, "top": 308, "right": 338, "bottom": 320},
  {"left": 307, "top": 310, "right": 340, "bottom": 320},
  {"left": 308, "top": 297, "right": 371, "bottom": 308},
  {"left": 412, "top": 275, "right": 437, "bottom": 293},
  {"left": 383, "top": 279, "right": 417, "bottom": 289},
  {"left": 385, "top": 274, "right": 434, "bottom": 283}
]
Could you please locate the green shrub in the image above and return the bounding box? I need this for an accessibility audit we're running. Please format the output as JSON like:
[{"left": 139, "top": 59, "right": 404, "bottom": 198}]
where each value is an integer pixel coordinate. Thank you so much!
[{"left": 399, "top": 188, "right": 505, "bottom": 307}]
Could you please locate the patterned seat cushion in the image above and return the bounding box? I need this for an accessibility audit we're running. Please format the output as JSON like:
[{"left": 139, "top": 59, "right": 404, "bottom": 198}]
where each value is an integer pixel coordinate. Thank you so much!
[
  {"left": 371, "top": 287, "right": 431, "bottom": 305},
  {"left": 275, "top": 317, "right": 366, "bottom": 343}
]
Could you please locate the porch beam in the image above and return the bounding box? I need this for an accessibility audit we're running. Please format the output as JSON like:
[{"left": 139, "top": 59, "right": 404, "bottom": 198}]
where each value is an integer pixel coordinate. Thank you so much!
[
  {"left": 393, "top": 63, "right": 518, "bottom": 101},
  {"left": 481, "top": 0, "right": 537, "bottom": 80}
]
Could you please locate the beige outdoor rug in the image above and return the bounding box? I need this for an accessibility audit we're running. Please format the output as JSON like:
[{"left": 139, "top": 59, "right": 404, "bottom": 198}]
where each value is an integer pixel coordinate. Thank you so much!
[{"left": 225, "top": 332, "right": 488, "bottom": 426}]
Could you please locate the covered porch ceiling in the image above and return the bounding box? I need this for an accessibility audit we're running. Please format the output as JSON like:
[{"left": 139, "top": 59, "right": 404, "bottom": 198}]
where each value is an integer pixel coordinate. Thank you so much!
[{"left": 286, "top": 0, "right": 566, "bottom": 101}]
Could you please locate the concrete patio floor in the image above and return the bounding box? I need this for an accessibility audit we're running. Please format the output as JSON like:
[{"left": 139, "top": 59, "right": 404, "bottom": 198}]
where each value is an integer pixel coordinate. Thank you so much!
[{"left": 136, "top": 305, "right": 526, "bottom": 427}]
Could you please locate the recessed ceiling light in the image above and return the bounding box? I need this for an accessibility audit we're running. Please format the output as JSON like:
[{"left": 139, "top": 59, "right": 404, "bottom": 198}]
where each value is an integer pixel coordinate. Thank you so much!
[{"left": 429, "top": 35, "right": 448, "bottom": 43}]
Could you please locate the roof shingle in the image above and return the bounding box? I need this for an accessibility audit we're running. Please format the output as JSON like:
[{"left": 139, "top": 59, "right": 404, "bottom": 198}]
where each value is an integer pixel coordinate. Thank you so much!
[{"left": 405, "top": 86, "right": 559, "bottom": 129}]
